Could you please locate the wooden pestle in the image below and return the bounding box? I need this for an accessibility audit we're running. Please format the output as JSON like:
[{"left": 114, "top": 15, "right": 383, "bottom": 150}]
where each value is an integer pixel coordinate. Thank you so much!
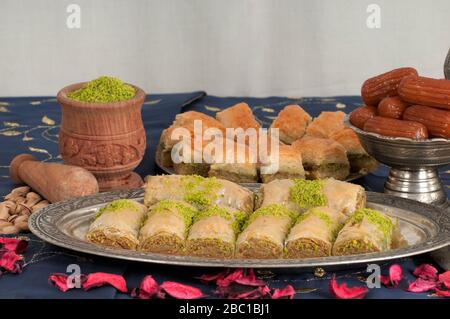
[{"left": 9, "top": 154, "right": 99, "bottom": 203}]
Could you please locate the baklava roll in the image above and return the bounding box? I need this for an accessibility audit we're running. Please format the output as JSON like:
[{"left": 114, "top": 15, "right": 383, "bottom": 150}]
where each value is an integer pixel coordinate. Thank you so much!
[
  {"left": 332, "top": 208, "right": 396, "bottom": 256},
  {"left": 186, "top": 206, "right": 246, "bottom": 258},
  {"left": 305, "top": 111, "right": 346, "bottom": 138},
  {"left": 270, "top": 105, "right": 312, "bottom": 144},
  {"left": 285, "top": 206, "right": 347, "bottom": 258},
  {"left": 292, "top": 136, "right": 350, "bottom": 180},
  {"left": 144, "top": 175, "right": 254, "bottom": 213},
  {"left": 260, "top": 145, "right": 305, "bottom": 183},
  {"left": 216, "top": 102, "right": 261, "bottom": 131},
  {"left": 330, "top": 128, "right": 378, "bottom": 174},
  {"left": 172, "top": 139, "right": 210, "bottom": 177},
  {"left": 138, "top": 200, "right": 197, "bottom": 254},
  {"left": 86, "top": 199, "right": 147, "bottom": 250},
  {"left": 236, "top": 204, "right": 296, "bottom": 259},
  {"left": 256, "top": 178, "right": 365, "bottom": 216}
]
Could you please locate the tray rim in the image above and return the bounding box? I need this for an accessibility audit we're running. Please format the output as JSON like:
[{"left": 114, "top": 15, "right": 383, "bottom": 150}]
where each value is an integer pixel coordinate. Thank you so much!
[{"left": 28, "top": 188, "right": 450, "bottom": 268}]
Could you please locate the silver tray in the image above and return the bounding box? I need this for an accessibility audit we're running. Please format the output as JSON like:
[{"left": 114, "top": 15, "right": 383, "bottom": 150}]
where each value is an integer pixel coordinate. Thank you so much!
[
  {"left": 155, "top": 156, "right": 368, "bottom": 183},
  {"left": 29, "top": 188, "right": 450, "bottom": 268}
]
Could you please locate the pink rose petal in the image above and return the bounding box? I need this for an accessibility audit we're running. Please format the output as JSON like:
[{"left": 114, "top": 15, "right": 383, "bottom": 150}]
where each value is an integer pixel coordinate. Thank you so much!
[
  {"left": 434, "top": 288, "right": 450, "bottom": 297},
  {"left": 272, "top": 285, "right": 296, "bottom": 299},
  {"left": 407, "top": 278, "right": 437, "bottom": 293},
  {"left": 235, "top": 269, "right": 266, "bottom": 287},
  {"left": 0, "top": 251, "right": 23, "bottom": 273},
  {"left": 0, "top": 237, "right": 28, "bottom": 254},
  {"left": 82, "top": 272, "right": 127, "bottom": 293},
  {"left": 438, "top": 271, "right": 450, "bottom": 289},
  {"left": 220, "top": 285, "right": 271, "bottom": 299},
  {"left": 131, "top": 275, "right": 164, "bottom": 299},
  {"left": 48, "top": 273, "right": 72, "bottom": 292},
  {"left": 413, "top": 264, "right": 438, "bottom": 280},
  {"left": 160, "top": 281, "right": 205, "bottom": 299},
  {"left": 329, "top": 275, "right": 369, "bottom": 299},
  {"left": 380, "top": 264, "right": 403, "bottom": 288},
  {"left": 216, "top": 269, "right": 244, "bottom": 287}
]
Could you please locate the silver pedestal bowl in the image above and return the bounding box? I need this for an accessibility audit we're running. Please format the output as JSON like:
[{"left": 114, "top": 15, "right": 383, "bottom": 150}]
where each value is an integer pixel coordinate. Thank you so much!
[{"left": 346, "top": 118, "right": 450, "bottom": 209}]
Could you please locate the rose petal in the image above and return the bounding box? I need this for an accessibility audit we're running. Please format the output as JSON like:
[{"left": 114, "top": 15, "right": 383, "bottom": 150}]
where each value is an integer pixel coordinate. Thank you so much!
[
  {"left": 235, "top": 269, "right": 266, "bottom": 287},
  {"left": 0, "top": 238, "right": 28, "bottom": 254},
  {"left": 407, "top": 278, "right": 437, "bottom": 293},
  {"left": 131, "top": 275, "right": 164, "bottom": 299},
  {"left": 329, "top": 275, "right": 369, "bottom": 299},
  {"left": 216, "top": 269, "right": 244, "bottom": 287},
  {"left": 272, "top": 285, "right": 296, "bottom": 299},
  {"left": 49, "top": 273, "right": 72, "bottom": 292},
  {"left": 197, "top": 269, "right": 230, "bottom": 284},
  {"left": 434, "top": 288, "right": 450, "bottom": 297},
  {"left": 413, "top": 264, "right": 438, "bottom": 280},
  {"left": 380, "top": 264, "right": 403, "bottom": 288},
  {"left": 438, "top": 271, "right": 450, "bottom": 289},
  {"left": 0, "top": 251, "right": 23, "bottom": 273},
  {"left": 160, "top": 281, "right": 205, "bottom": 299},
  {"left": 82, "top": 272, "right": 127, "bottom": 293}
]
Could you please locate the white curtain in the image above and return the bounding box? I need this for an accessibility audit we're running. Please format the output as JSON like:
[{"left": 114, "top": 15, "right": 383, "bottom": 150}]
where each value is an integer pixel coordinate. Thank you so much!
[{"left": 0, "top": 0, "right": 449, "bottom": 97}]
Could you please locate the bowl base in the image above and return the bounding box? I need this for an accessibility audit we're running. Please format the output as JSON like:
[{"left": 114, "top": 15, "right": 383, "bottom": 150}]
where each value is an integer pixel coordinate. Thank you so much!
[
  {"left": 384, "top": 167, "right": 448, "bottom": 208},
  {"left": 98, "top": 172, "right": 143, "bottom": 192}
]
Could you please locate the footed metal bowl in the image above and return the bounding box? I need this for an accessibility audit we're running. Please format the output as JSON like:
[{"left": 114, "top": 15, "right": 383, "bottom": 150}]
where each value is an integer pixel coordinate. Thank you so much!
[{"left": 346, "top": 117, "right": 450, "bottom": 208}]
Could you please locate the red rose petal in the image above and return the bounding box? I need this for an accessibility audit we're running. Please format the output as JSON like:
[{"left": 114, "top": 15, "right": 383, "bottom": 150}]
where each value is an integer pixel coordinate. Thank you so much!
[
  {"left": 407, "top": 278, "right": 437, "bottom": 293},
  {"left": 380, "top": 264, "right": 403, "bottom": 288},
  {"left": 197, "top": 269, "right": 229, "bottom": 284},
  {"left": 131, "top": 275, "right": 164, "bottom": 299},
  {"left": 82, "top": 272, "right": 127, "bottom": 293},
  {"left": 413, "top": 264, "right": 438, "bottom": 280},
  {"left": 221, "top": 285, "right": 271, "bottom": 299},
  {"left": 438, "top": 271, "right": 450, "bottom": 289},
  {"left": 272, "top": 285, "right": 296, "bottom": 299},
  {"left": 0, "top": 237, "right": 28, "bottom": 254},
  {"left": 216, "top": 268, "right": 244, "bottom": 287},
  {"left": 0, "top": 251, "right": 23, "bottom": 273},
  {"left": 329, "top": 275, "right": 369, "bottom": 299},
  {"left": 160, "top": 281, "right": 205, "bottom": 299},
  {"left": 235, "top": 269, "right": 266, "bottom": 287},
  {"left": 49, "top": 273, "right": 72, "bottom": 292},
  {"left": 434, "top": 288, "right": 450, "bottom": 297}
]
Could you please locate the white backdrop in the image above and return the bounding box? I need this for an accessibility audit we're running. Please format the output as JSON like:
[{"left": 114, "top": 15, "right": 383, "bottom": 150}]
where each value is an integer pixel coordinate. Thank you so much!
[{"left": 0, "top": 0, "right": 449, "bottom": 97}]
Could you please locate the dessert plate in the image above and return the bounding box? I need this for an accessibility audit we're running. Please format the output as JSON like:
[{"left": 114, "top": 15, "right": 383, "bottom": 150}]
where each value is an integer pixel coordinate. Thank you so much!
[{"left": 29, "top": 188, "right": 450, "bottom": 268}]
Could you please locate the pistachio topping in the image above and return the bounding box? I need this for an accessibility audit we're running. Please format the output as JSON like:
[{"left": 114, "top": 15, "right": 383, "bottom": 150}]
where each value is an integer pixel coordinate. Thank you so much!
[
  {"left": 243, "top": 204, "right": 297, "bottom": 230},
  {"left": 193, "top": 206, "right": 245, "bottom": 234},
  {"left": 289, "top": 179, "right": 327, "bottom": 209},
  {"left": 144, "top": 200, "right": 197, "bottom": 228},
  {"left": 349, "top": 208, "right": 394, "bottom": 238},
  {"left": 181, "top": 175, "right": 221, "bottom": 208},
  {"left": 67, "top": 76, "right": 136, "bottom": 103},
  {"left": 95, "top": 199, "right": 140, "bottom": 219}
]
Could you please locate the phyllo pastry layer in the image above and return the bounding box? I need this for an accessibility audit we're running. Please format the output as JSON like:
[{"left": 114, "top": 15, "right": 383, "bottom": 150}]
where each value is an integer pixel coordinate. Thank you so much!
[
  {"left": 305, "top": 111, "right": 346, "bottom": 139},
  {"left": 292, "top": 136, "right": 350, "bottom": 180},
  {"left": 236, "top": 204, "right": 296, "bottom": 259},
  {"left": 285, "top": 206, "right": 347, "bottom": 258},
  {"left": 330, "top": 128, "right": 378, "bottom": 174},
  {"left": 186, "top": 206, "right": 246, "bottom": 258},
  {"left": 260, "top": 145, "right": 305, "bottom": 183},
  {"left": 215, "top": 102, "right": 261, "bottom": 131},
  {"left": 144, "top": 175, "right": 254, "bottom": 214},
  {"left": 86, "top": 199, "right": 147, "bottom": 250},
  {"left": 138, "top": 200, "right": 197, "bottom": 254},
  {"left": 332, "top": 208, "right": 396, "bottom": 256},
  {"left": 270, "top": 105, "right": 312, "bottom": 144}
]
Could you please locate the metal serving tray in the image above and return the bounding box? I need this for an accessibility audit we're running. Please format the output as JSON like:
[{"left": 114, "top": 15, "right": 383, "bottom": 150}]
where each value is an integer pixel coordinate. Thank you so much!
[{"left": 29, "top": 188, "right": 450, "bottom": 268}]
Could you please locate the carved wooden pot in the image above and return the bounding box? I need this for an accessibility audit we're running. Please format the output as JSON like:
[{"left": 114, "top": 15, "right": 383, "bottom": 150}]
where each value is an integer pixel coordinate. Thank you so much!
[{"left": 57, "top": 82, "right": 146, "bottom": 191}]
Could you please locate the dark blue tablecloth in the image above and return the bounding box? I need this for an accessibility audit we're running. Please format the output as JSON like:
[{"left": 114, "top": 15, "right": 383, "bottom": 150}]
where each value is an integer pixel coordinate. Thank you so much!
[{"left": 0, "top": 93, "right": 448, "bottom": 299}]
